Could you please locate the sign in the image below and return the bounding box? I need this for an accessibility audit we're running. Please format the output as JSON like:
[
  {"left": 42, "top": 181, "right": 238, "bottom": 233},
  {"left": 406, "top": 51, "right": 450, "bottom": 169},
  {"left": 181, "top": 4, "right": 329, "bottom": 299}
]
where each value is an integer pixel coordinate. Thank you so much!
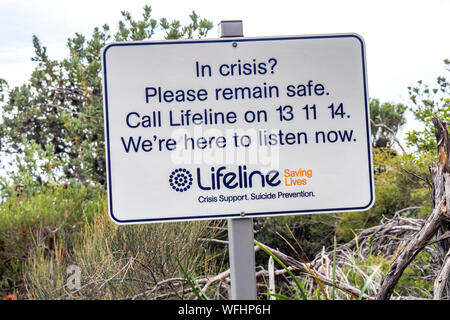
[{"left": 102, "top": 34, "right": 374, "bottom": 224}]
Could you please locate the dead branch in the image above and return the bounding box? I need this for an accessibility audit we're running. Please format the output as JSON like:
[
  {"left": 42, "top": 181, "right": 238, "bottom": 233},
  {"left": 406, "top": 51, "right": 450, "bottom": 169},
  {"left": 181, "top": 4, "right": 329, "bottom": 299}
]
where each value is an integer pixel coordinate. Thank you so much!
[
  {"left": 434, "top": 248, "right": 450, "bottom": 299},
  {"left": 253, "top": 242, "right": 370, "bottom": 299},
  {"left": 313, "top": 215, "right": 426, "bottom": 263},
  {"left": 198, "top": 238, "right": 229, "bottom": 245},
  {"left": 147, "top": 211, "right": 432, "bottom": 300},
  {"left": 144, "top": 239, "right": 370, "bottom": 300},
  {"left": 401, "top": 169, "right": 432, "bottom": 188},
  {"left": 370, "top": 119, "right": 406, "bottom": 153},
  {"left": 376, "top": 200, "right": 446, "bottom": 299},
  {"left": 200, "top": 269, "right": 230, "bottom": 294}
]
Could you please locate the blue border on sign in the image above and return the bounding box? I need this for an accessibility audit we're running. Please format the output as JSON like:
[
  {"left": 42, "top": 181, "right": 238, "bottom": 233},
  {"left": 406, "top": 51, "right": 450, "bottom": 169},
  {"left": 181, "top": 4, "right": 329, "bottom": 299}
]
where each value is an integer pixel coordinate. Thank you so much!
[{"left": 102, "top": 34, "right": 374, "bottom": 224}]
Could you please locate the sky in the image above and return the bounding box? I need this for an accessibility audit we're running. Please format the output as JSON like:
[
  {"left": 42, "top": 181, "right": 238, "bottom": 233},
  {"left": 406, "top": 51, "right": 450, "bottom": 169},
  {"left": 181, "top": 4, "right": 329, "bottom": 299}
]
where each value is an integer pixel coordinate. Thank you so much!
[{"left": 0, "top": 0, "right": 449, "bottom": 141}]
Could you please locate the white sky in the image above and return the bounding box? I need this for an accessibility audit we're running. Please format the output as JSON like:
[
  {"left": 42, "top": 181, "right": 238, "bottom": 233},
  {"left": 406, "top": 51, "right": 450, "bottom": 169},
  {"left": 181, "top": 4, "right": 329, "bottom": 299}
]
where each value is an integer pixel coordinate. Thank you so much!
[{"left": 0, "top": 0, "right": 449, "bottom": 142}]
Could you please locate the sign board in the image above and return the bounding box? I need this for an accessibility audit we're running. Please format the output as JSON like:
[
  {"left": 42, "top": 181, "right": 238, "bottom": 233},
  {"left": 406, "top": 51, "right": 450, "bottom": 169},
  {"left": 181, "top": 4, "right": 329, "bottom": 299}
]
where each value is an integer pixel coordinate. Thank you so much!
[{"left": 102, "top": 34, "right": 374, "bottom": 224}]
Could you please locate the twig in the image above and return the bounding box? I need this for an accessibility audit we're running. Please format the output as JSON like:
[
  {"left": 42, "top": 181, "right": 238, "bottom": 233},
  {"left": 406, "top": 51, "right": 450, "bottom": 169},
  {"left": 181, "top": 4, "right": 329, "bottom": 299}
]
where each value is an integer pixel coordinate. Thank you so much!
[
  {"left": 370, "top": 119, "right": 406, "bottom": 153},
  {"left": 401, "top": 169, "right": 432, "bottom": 188},
  {"left": 392, "top": 206, "right": 421, "bottom": 218},
  {"left": 198, "top": 238, "right": 229, "bottom": 245},
  {"left": 99, "top": 256, "right": 135, "bottom": 289}
]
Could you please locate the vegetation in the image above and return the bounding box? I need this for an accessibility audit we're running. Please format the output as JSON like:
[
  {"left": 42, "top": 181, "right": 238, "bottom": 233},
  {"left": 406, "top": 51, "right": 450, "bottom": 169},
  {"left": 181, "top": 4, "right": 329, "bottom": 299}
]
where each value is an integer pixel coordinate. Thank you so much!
[
  {"left": 0, "top": 185, "right": 223, "bottom": 299},
  {"left": 0, "top": 4, "right": 449, "bottom": 300},
  {"left": 406, "top": 59, "right": 450, "bottom": 153},
  {"left": 0, "top": 5, "right": 213, "bottom": 187},
  {"left": 370, "top": 98, "right": 407, "bottom": 150}
]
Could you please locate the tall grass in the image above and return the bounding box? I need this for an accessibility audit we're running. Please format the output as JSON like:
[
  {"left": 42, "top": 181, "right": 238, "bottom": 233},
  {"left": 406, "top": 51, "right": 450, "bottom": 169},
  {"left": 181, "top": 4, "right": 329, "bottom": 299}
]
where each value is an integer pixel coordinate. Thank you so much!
[
  {"left": 0, "top": 186, "right": 223, "bottom": 299},
  {"left": 255, "top": 234, "right": 386, "bottom": 300},
  {"left": 255, "top": 240, "right": 308, "bottom": 300},
  {"left": 1, "top": 185, "right": 435, "bottom": 300},
  {"left": 0, "top": 186, "right": 100, "bottom": 298}
]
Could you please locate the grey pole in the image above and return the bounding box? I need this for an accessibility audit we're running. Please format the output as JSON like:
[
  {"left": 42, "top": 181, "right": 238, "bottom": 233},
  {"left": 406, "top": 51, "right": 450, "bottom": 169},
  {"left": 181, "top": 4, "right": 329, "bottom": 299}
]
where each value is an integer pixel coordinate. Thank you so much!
[
  {"left": 228, "top": 216, "right": 257, "bottom": 300},
  {"left": 219, "top": 20, "right": 257, "bottom": 300}
]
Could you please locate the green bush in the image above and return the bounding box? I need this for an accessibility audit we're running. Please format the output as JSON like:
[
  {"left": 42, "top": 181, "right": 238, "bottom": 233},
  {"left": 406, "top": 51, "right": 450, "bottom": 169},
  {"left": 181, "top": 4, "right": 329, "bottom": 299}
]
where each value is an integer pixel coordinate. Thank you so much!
[
  {"left": 24, "top": 210, "right": 221, "bottom": 299},
  {"left": 337, "top": 149, "right": 432, "bottom": 242},
  {"left": 0, "top": 185, "right": 223, "bottom": 299},
  {"left": 255, "top": 213, "right": 337, "bottom": 262},
  {"left": 0, "top": 185, "right": 101, "bottom": 298}
]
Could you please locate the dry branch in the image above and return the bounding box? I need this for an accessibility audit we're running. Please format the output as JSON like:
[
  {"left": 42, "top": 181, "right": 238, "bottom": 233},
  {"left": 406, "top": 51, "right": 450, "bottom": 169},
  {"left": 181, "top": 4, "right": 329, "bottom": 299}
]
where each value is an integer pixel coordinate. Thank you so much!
[
  {"left": 370, "top": 119, "right": 407, "bottom": 153},
  {"left": 376, "top": 200, "right": 446, "bottom": 299},
  {"left": 434, "top": 248, "right": 450, "bottom": 299},
  {"left": 146, "top": 211, "right": 431, "bottom": 300}
]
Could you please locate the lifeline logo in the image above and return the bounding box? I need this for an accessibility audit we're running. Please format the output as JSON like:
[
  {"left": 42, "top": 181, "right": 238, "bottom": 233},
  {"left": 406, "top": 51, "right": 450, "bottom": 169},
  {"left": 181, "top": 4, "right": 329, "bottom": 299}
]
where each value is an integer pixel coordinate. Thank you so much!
[
  {"left": 169, "top": 166, "right": 281, "bottom": 192},
  {"left": 169, "top": 168, "right": 193, "bottom": 192}
]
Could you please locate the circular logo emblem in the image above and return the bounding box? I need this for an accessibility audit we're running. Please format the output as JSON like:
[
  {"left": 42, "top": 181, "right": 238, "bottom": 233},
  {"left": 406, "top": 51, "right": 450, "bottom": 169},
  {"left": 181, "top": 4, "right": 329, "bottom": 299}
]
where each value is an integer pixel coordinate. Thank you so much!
[{"left": 169, "top": 168, "right": 193, "bottom": 192}]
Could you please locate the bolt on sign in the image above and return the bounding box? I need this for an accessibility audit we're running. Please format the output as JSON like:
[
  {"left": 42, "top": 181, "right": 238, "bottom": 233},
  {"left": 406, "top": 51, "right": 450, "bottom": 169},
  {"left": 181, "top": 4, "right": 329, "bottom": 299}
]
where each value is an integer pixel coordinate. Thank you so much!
[{"left": 101, "top": 34, "right": 374, "bottom": 224}]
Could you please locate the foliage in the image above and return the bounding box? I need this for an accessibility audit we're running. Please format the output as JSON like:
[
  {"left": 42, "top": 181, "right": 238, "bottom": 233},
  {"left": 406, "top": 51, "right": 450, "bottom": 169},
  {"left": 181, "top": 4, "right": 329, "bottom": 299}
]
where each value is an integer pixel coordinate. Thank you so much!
[
  {"left": 255, "top": 214, "right": 337, "bottom": 262},
  {"left": 342, "top": 250, "right": 434, "bottom": 299},
  {"left": 0, "top": 185, "right": 221, "bottom": 299},
  {"left": 255, "top": 233, "right": 435, "bottom": 300},
  {"left": 0, "top": 185, "right": 101, "bottom": 298},
  {"left": 337, "top": 148, "right": 433, "bottom": 242},
  {"left": 0, "top": 160, "right": 438, "bottom": 299},
  {"left": 255, "top": 240, "right": 308, "bottom": 300},
  {"left": 0, "top": 134, "right": 67, "bottom": 199},
  {"left": 0, "top": 78, "right": 8, "bottom": 102},
  {"left": 0, "top": 5, "right": 213, "bottom": 188},
  {"left": 370, "top": 98, "right": 407, "bottom": 149},
  {"left": 406, "top": 59, "right": 450, "bottom": 153}
]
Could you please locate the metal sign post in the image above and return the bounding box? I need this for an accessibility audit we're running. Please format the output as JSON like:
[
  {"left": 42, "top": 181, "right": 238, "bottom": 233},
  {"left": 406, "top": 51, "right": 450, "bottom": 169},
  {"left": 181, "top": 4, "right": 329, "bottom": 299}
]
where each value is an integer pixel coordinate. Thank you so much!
[
  {"left": 228, "top": 215, "right": 257, "bottom": 299},
  {"left": 219, "top": 20, "right": 257, "bottom": 300}
]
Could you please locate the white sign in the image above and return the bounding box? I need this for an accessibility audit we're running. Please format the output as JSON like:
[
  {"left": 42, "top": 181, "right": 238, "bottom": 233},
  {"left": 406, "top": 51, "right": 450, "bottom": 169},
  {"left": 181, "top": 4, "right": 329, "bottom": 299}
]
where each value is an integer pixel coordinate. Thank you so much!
[{"left": 102, "top": 34, "right": 374, "bottom": 224}]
